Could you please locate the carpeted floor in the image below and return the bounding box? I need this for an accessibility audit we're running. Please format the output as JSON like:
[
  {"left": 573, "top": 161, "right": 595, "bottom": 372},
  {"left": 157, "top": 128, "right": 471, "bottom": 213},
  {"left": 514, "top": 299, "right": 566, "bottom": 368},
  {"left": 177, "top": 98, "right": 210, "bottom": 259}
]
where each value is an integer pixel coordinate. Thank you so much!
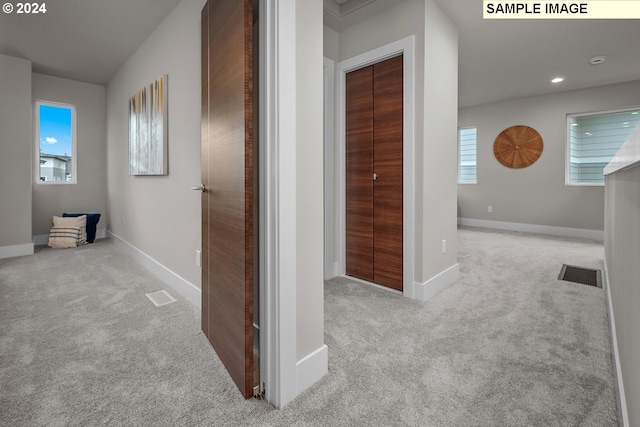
[{"left": 0, "top": 227, "right": 618, "bottom": 426}]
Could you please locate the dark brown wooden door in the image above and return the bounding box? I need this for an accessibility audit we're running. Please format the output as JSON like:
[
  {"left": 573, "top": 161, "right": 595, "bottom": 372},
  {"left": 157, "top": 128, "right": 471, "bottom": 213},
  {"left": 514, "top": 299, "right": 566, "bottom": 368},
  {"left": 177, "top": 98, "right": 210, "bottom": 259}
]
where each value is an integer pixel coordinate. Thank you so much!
[
  {"left": 346, "top": 66, "right": 374, "bottom": 282},
  {"left": 345, "top": 55, "right": 403, "bottom": 291},
  {"left": 201, "top": 0, "right": 255, "bottom": 399}
]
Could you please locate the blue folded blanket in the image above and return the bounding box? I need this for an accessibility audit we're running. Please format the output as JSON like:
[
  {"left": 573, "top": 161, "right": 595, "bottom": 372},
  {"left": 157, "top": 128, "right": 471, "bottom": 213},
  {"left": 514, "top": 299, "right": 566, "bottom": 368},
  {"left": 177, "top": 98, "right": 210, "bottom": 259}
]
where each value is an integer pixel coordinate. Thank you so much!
[{"left": 63, "top": 213, "right": 101, "bottom": 243}]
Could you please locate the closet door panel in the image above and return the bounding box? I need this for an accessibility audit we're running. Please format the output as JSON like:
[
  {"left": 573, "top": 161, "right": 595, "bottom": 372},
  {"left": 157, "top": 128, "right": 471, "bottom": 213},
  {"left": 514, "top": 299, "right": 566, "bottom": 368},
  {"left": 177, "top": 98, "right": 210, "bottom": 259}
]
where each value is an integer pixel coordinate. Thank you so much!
[
  {"left": 345, "top": 66, "right": 374, "bottom": 282},
  {"left": 373, "top": 55, "right": 403, "bottom": 290}
]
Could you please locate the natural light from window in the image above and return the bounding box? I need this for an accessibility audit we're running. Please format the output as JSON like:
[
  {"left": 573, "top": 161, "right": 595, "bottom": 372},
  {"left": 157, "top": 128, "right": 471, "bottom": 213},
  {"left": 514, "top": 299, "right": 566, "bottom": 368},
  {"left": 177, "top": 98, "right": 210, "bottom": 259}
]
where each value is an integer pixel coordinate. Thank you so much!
[
  {"left": 458, "top": 126, "right": 477, "bottom": 184},
  {"left": 567, "top": 108, "right": 640, "bottom": 185},
  {"left": 36, "top": 101, "right": 76, "bottom": 184}
]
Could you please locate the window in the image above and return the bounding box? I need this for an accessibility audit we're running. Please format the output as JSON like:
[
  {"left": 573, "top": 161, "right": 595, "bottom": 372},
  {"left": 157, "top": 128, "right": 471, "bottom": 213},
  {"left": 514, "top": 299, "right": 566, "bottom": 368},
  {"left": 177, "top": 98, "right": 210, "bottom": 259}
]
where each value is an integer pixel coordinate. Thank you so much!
[
  {"left": 567, "top": 108, "right": 640, "bottom": 185},
  {"left": 458, "top": 126, "right": 477, "bottom": 183},
  {"left": 36, "top": 101, "right": 76, "bottom": 184}
]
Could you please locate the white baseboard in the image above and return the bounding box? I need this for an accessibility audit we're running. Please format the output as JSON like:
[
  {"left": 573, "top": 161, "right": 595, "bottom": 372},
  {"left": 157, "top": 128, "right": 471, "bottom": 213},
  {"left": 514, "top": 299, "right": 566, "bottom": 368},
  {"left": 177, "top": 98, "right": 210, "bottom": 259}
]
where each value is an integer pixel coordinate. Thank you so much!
[
  {"left": 296, "top": 344, "right": 328, "bottom": 395},
  {"left": 0, "top": 242, "right": 34, "bottom": 259},
  {"left": 413, "top": 263, "right": 459, "bottom": 302},
  {"left": 106, "top": 231, "right": 201, "bottom": 309},
  {"left": 458, "top": 218, "right": 604, "bottom": 241},
  {"left": 603, "top": 254, "right": 629, "bottom": 427},
  {"left": 324, "top": 261, "right": 339, "bottom": 280}
]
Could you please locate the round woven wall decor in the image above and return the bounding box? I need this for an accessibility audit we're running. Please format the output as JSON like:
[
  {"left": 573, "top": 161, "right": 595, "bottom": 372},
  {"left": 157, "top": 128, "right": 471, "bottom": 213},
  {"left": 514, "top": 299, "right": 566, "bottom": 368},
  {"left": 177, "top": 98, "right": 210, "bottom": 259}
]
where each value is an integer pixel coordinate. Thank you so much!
[{"left": 493, "top": 125, "right": 543, "bottom": 169}]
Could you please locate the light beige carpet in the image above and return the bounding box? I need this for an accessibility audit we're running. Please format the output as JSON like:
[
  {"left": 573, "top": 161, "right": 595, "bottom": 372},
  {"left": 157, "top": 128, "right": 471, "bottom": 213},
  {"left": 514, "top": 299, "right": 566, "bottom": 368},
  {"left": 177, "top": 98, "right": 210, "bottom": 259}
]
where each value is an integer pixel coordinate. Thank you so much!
[{"left": 0, "top": 227, "right": 618, "bottom": 425}]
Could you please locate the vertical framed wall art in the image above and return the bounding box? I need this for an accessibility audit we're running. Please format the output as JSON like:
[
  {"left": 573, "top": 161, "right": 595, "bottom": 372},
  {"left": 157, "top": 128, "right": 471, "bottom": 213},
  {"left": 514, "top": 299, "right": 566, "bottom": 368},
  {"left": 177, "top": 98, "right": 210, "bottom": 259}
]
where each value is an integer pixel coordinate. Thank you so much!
[{"left": 129, "top": 75, "right": 168, "bottom": 175}]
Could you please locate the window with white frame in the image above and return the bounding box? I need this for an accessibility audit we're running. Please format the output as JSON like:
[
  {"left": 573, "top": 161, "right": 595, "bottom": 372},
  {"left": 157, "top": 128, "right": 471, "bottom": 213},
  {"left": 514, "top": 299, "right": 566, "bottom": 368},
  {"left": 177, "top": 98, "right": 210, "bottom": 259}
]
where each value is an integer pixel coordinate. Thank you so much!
[
  {"left": 458, "top": 126, "right": 477, "bottom": 183},
  {"left": 567, "top": 108, "right": 640, "bottom": 185},
  {"left": 36, "top": 101, "right": 76, "bottom": 184}
]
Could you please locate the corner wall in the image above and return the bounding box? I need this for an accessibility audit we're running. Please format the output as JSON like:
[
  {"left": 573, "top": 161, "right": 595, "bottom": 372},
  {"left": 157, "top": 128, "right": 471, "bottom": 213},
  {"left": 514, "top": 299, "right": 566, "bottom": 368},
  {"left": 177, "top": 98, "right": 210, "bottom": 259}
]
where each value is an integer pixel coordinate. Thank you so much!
[
  {"left": 32, "top": 73, "right": 107, "bottom": 238},
  {"left": 296, "top": 0, "right": 325, "bottom": 363},
  {"left": 106, "top": 0, "right": 204, "bottom": 291},
  {"left": 0, "top": 54, "right": 33, "bottom": 258},
  {"left": 604, "top": 124, "right": 640, "bottom": 427},
  {"left": 421, "top": 0, "right": 459, "bottom": 286},
  {"left": 458, "top": 80, "right": 640, "bottom": 235},
  {"left": 604, "top": 165, "right": 640, "bottom": 427}
]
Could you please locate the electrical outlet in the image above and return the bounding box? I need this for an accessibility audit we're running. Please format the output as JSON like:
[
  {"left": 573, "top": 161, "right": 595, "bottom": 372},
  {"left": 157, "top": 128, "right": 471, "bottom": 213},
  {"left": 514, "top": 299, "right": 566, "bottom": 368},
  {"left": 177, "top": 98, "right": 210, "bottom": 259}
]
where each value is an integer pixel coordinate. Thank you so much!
[
  {"left": 196, "top": 250, "right": 201, "bottom": 267},
  {"left": 122, "top": 218, "right": 126, "bottom": 228},
  {"left": 488, "top": 206, "right": 493, "bottom": 213},
  {"left": 441, "top": 239, "right": 447, "bottom": 254}
]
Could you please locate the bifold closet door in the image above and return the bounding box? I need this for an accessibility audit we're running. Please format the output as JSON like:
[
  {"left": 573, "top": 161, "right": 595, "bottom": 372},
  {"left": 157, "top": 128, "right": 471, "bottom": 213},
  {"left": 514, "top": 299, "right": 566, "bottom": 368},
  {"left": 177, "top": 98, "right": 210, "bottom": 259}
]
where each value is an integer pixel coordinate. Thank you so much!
[
  {"left": 346, "top": 66, "right": 375, "bottom": 282},
  {"left": 346, "top": 55, "right": 403, "bottom": 291}
]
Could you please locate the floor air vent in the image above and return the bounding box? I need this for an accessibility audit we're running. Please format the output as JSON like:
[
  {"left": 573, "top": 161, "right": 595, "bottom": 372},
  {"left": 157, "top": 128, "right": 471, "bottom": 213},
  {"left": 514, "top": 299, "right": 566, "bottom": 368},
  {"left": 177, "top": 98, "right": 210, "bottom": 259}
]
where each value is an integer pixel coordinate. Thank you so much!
[
  {"left": 558, "top": 265, "right": 602, "bottom": 288},
  {"left": 146, "top": 290, "right": 177, "bottom": 307}
]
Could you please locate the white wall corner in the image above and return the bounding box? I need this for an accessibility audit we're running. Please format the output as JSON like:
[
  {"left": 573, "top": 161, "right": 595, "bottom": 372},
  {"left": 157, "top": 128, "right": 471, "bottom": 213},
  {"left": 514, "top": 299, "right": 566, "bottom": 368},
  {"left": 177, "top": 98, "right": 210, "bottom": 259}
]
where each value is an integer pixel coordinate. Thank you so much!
[
  {"left": 106, "top": 231, "right": 201, "bottom": 308},
  {"left": 413, "top": 263, "right": 459, "bottom": 302},
  {"left": 459, "top": 218, "right": 604, "bottom": 241},
  {"left": 602, "top": 253, "right": 629, "bottom": 427},
  {"left": 0, "top": 243, "right": 34, "bottom": 259},
  {"left": 32, "top": 234, "right": 49, "bottom": 246},
  {"left": 296, "top": 344, "right": 328, "bottom": 395}
]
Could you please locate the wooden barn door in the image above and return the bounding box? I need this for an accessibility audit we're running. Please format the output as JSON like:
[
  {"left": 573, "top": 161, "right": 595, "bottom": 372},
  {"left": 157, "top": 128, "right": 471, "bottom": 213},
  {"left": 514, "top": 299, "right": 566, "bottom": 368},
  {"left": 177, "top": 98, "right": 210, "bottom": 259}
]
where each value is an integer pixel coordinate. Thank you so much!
[
  {"left": 346, "top": 55, "right": 403, "bottom": 291},
  {"left": 200, "top": 0, "right": 257, "bottom": 399}
]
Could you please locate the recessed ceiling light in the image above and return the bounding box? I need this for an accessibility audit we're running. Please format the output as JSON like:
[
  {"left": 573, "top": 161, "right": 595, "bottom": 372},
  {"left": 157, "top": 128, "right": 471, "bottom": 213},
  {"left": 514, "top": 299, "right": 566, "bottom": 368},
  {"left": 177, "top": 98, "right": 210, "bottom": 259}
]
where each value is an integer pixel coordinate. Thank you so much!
[
  {"left": 589, "top": 56, "right": 606, "bottom": 65},
  {"left": 551, "top": 77, "right": 564, "bottom": 83},
  {"left": 632, "top": 112, "right": 639, "bottom": 115}
]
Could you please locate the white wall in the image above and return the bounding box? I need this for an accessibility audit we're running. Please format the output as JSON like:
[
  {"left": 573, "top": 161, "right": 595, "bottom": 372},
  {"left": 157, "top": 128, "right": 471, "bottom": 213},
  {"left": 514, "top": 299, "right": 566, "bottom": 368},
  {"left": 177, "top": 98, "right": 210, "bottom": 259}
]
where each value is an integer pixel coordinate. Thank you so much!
[
  {"left": 106, "top": 0, "right": 204, "bottom": 289},
  {"left": 0, "top": 54, "right": 33, "bottom": 257},
  {"left": 604, "top": 164, "right": 640, "bottom": 427},
  {"left": 296, "top": 0, "right": 325, "bottom": 362},
  {"left": 32, "top": 73, "right": 106, "bottom": 237},
  {"left": 458, "top": 80, "right": 640, "bottom": 234},
  {"left": 323, "top": 25, "right": 339, "bottom": 62},
  {"left": 604, "top": 124, "right": 640, "bottom": 427},
  {"left": 421, "top": 0, "right": 458, "bottom": 284}
]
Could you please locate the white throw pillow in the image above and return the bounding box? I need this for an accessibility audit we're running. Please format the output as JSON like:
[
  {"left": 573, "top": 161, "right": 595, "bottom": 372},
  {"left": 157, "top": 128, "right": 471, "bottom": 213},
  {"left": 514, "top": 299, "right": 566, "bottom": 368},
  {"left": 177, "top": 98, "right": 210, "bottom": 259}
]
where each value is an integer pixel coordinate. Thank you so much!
[
  {"left": 48, "top": 226, "right": 82, "bottom": 248},
  {"left": 52, "top": 215, "right": 87, "bottom": 245}
]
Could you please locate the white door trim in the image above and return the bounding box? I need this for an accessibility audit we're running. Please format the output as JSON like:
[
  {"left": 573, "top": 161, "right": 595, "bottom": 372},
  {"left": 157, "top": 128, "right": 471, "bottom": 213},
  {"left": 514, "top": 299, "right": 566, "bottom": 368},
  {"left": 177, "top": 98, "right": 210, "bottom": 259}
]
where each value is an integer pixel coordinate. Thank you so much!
[
  {"left": 259, "top": 0, "right": 298, "bottom": 408},
  {"left": 323, "top": 57, "right": 337, "bottom": 279},
  {"left": 336, "top": 36, "right": 416, "bottom": 299}
]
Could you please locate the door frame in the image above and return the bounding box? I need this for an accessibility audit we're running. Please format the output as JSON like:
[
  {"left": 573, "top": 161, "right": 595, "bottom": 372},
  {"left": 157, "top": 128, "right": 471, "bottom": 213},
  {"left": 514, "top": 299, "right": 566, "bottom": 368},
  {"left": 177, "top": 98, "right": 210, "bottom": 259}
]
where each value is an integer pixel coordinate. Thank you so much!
[
  {"left": 323, "top": 57, "right": 336, "bottom": 279},
  {"left": 336, "top": 36, "right": 416, "bottom": 299},
  {"left": 259, "top": 0, "right": 298, "bottom": 408}
]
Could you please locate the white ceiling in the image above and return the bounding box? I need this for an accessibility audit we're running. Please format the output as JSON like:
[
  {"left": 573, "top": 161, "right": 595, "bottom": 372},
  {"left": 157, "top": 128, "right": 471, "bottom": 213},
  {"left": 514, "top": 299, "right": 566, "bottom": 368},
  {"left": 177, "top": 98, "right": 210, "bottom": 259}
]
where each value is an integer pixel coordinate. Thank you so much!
[
  {"left": 1, "top": 0, "right": 638, "bottom": 108},
  {"left": 0, "top": 0, "right": 182, "bottom": 85},
  {"left": 432, "top": 0, "right": 640, "bottom": 107}
]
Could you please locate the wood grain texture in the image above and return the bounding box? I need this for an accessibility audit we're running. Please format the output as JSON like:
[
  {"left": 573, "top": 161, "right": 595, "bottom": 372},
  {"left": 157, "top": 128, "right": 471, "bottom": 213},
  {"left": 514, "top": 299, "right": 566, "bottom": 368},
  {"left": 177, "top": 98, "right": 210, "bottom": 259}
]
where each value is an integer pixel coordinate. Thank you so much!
[
  {"left": 493, "top": 125, "right": 543, "bottom": 169},
  {"left": 373, "top": 55, "right": 403, "bottom": 291},
  {"left": 346, "top": 66, "right": 374, "bottom": 282},
  {"left": 202, "top": 0, "right": 254, "bottom": 399},
  {"left": 345, "top": 55, "right": 403, "bottom": 291}
]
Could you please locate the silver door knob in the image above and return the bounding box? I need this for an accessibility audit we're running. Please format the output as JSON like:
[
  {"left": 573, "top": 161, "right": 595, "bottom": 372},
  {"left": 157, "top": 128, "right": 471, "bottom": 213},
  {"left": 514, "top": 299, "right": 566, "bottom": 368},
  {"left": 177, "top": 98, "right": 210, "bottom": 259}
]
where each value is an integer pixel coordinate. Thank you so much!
[{"left": 191, "top": 184, "right": 206, "bottom": 192}]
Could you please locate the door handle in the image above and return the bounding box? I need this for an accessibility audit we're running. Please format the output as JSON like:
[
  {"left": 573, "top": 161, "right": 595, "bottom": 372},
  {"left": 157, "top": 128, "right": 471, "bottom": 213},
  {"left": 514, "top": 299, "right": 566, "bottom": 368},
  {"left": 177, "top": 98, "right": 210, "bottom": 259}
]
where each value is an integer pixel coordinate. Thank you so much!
[
  {"left": 191, "top": 184, "right": 206, "bottom": 192},
  {"left": 373, "top": 173, "right": 378, "bottom": 181}
]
